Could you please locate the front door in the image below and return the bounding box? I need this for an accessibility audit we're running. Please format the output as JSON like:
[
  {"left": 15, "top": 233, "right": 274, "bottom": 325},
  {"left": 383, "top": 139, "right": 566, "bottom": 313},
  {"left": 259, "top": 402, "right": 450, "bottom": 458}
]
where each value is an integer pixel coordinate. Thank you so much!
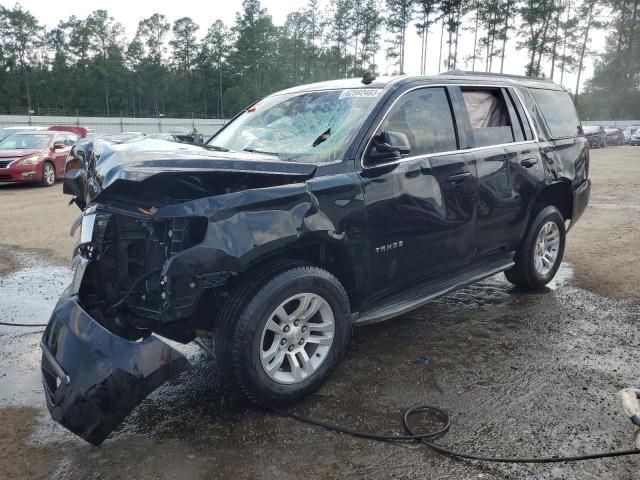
[{"left": 359, "top": 86, "right": 478, "bottom": 303}]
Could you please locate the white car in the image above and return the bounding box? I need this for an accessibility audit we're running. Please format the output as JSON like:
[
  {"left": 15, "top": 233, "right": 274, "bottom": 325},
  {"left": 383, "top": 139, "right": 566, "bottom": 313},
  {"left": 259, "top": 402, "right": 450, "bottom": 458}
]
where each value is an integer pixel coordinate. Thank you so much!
[{"left": 623, "top": 126, "right": 640, "bottom": 145}]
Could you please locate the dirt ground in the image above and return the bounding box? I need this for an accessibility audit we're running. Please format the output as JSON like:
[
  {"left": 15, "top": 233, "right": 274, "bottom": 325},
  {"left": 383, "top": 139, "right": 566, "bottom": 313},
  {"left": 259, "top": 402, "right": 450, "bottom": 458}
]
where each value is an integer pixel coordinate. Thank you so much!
[
  {"left": 565, "top": 146, "right": 640, "bottom": 298},
  {"left": 1, "top": 146, "right": 639, "bottom": 479},
  {"left": 0, "top": 182, "right": 76, "bottom": 275}
]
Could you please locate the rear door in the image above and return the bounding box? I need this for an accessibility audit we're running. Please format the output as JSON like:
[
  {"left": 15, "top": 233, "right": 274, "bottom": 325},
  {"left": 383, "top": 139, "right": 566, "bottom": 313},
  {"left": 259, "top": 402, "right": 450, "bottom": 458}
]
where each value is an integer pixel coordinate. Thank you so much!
[
  {"left": 359, "top": 85, "right": 478, "bottom": 302},
  {"left": 456, "top": 86, "right": 543, "bottom": 256},
  {"left": 525, "top": 87, "right": 587, "bottom": 188}
]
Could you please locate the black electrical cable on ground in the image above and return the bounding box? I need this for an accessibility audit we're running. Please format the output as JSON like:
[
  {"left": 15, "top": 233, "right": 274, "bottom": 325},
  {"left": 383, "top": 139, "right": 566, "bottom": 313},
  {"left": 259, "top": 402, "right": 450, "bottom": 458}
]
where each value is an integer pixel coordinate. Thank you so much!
[
  {"left": 0, "top": 321, "right": 47, "bottom": 327},
  {"left": 272, "top": 405, "right": 640, "bottom": 464},
  {"left": 0, "top": 269, "right": 162, "bottom": 329}
]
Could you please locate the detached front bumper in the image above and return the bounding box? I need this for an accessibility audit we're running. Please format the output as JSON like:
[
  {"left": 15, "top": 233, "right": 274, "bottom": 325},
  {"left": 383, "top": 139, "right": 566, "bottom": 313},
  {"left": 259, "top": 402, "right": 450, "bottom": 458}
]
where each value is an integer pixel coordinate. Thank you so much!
[{"left": 41, "top": 289, "right": 191, "bottom": 445}]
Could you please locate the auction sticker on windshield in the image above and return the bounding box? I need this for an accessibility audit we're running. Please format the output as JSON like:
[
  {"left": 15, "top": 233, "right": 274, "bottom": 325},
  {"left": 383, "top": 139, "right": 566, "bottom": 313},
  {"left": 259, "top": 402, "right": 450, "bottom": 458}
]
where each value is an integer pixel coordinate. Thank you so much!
[{"left": 339, "top": 89, "right": 381, "bottom": 99}]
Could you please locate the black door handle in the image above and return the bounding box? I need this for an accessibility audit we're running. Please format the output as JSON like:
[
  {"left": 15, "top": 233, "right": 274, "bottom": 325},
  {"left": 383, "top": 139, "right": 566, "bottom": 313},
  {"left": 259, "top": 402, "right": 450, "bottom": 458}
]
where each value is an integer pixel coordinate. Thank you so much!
[
  {"left": 521, "top": 158, "right": 538, "bottom": 168},
  {"left": 445, "top": 172, "right": 472, "bottom": 184}
]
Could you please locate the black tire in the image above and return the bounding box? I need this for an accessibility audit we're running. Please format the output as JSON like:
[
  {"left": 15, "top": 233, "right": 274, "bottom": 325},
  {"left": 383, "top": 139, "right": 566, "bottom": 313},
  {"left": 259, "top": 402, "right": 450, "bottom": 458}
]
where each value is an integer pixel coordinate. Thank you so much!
[
  {"left": 41, "top": 161, "right": 56, "bottom": 187},
  {"left": 215, "top": 263, "right": 351, "bottom": 406},
  {"left": 505, "top": 205, "right": 566, "bottom": 290}
]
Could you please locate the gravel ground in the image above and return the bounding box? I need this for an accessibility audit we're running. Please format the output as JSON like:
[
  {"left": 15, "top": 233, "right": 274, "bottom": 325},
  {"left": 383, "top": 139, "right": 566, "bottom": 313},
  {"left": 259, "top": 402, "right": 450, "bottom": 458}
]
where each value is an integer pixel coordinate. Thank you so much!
[{"left": 0, "top": 146, "right": 639, "bottom": 479}]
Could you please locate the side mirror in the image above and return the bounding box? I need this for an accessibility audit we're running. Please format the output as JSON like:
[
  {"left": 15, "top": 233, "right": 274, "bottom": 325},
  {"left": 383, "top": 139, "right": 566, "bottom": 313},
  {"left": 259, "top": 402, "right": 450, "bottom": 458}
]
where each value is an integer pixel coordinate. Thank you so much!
[
  {"left": 366, "top": 131, "right": 411, "bottom": 164},
  {"left": 53, "top": 142, "right": 65, "bottom": 150}
]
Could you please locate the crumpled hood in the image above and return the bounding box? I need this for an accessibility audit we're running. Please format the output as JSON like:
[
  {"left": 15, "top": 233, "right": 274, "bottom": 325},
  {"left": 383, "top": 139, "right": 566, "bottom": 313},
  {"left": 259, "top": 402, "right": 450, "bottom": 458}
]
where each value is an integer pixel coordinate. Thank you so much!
[{"left": 64, "top": 137, "right": 317, "bottom": 207}]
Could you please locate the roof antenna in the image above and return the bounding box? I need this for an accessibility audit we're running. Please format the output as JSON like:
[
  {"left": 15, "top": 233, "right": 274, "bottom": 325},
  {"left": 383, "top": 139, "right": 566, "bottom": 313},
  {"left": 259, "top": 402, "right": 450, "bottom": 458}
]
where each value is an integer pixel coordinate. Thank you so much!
[{"left": 362, "top": 71, "right": 376, "bottom": 85}]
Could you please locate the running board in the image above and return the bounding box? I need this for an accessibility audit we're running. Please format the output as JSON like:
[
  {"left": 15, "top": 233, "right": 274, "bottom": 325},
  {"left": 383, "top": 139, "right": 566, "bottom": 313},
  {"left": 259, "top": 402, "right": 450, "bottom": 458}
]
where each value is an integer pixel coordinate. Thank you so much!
[{"left": 356, "top": 254, "right": 515, "bottom": 325}]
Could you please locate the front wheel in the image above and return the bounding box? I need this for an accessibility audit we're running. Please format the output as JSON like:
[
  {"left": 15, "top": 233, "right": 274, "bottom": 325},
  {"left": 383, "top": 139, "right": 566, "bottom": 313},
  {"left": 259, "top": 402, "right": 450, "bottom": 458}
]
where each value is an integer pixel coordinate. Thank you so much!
[
  {"left": 505, "top": 205, "right": 566, "bottom": 290},
  {"left": 41, "top": 161, "right": 56, "bottom": 187},
  {"left": 216, "top": 264, "right": 351, "bottom": 405}
]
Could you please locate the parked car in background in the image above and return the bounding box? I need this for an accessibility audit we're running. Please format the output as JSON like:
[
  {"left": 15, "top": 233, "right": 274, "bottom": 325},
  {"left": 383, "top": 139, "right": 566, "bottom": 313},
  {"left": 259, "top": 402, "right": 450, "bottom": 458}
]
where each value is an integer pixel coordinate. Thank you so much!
[
  {"left": 623, "top": 126, "right": 640, "bottom": 144},
  {"left": 149, "top": 127, "right": 205, "bottom": 145},
  {"left": 605, "top": 127, "right": 624, "bottom": 146},
  {"left": 0, "top": 130, "right": 80, "bottom": 186},
  {"left": 583, "top": 125, "right": 607, "bottom": 148},
  {"left": 48, "top": 125, "right": 88, "bottom": 138},
  {"left": 631, "top": 129, "right": 640, "bottom": 146},
  {"left": 0, "top": 126, "right": 47, "bottom": 142}
]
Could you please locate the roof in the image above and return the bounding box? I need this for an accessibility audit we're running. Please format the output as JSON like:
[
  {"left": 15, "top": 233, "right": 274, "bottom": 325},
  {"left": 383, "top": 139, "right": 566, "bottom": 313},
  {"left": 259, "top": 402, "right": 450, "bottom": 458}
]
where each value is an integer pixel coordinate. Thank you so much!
[
  {"left": 0, "top": 126, "right": 46, "bottom": 130},
  {"left": 274, "top": 76, "right": 399, "bottom": 95},
  {"left": 437, "top": 70, "right": 563, "bottom": 90},
  {"left": 10, "top": 130, "right": 56, "bottom": 135},
  {"left": 273, "top": 71, "right": 564, "bottom": 96}
]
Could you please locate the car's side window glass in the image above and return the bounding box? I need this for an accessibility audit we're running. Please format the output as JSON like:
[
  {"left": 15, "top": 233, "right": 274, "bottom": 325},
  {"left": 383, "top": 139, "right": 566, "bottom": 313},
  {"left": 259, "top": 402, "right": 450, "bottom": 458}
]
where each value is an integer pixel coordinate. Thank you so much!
[
  {"left": 377, "top": 87, "right": 458, "bottom": 157},
  {"left": 528, "top": 88, "right": 580, "bottom": 139},
  {"left": 461, "top": 88, "right": 515, "bottom": 147},
  {"left": 66, "top": 134, "right": 78, "bottom": 146}
]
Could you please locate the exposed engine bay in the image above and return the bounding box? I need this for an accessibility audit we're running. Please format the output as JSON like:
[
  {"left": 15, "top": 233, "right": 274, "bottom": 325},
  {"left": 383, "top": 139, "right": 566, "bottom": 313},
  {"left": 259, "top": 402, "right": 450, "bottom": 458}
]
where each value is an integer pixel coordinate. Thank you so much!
[{"left": 65, "top": 136, "right": 317, "bottom": 343}]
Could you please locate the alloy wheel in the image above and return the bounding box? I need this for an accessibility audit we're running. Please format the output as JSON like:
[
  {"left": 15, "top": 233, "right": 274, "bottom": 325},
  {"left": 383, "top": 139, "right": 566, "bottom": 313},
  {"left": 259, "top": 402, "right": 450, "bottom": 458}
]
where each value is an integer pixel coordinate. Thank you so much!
[
  {"left": 533, "top": 221, "right": 560, "bottom": 276},
  {"left": 43, "top": 163, "right": 55, "bottom": 185},
  {"left": 259, "top": 292, "right": 335, "bottom": 385}
]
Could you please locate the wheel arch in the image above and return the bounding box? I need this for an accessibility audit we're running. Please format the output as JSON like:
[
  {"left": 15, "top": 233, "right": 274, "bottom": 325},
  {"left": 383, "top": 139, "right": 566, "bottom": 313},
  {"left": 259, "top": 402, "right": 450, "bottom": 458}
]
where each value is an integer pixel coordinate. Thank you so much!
[
  {"left": 230, "top": 239, "right": 361, "bottom": 313},
  {"left": 535, "top": 181, "right": 573, "bottom": 221}
]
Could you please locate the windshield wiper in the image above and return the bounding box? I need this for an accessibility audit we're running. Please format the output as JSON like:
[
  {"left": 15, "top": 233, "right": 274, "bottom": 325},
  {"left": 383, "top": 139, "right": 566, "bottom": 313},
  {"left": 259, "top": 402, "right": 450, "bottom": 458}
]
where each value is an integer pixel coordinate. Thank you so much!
[
  {"left": 312, "top": 128, "right": 331, "bottom": 147},
  {"left": 242, "top": 148, "right": 280, "bottom": 157},
  {"left": 202, "top": 144, "right": 231, "bottom": 152}
]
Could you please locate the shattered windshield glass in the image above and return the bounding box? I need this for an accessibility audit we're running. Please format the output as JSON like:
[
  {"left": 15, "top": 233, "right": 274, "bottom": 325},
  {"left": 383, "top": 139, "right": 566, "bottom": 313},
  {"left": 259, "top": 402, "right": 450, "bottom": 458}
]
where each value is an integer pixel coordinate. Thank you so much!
[{"left": 207, "top": 89, "right": 382, "bottom": 163}]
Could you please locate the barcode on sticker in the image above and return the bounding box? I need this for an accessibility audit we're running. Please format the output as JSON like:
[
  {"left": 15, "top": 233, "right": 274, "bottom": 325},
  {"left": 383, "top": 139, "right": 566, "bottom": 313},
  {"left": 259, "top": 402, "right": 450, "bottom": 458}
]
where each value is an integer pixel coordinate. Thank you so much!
[{"left": 339, "top": 89, "right": 381, "bottom": 99}]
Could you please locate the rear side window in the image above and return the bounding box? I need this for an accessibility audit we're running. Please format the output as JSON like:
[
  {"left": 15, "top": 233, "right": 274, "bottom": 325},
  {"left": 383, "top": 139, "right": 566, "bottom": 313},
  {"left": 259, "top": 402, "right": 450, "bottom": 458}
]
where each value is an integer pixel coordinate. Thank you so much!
[
  {"left": 529, "top": 88, "right": 580, "bottom": 139},
  {"left": 378, "top": 87, "right": 457, "bottom": 156},
  {"left": 461, "top": 89, "right": 515, "bottom": 147}
]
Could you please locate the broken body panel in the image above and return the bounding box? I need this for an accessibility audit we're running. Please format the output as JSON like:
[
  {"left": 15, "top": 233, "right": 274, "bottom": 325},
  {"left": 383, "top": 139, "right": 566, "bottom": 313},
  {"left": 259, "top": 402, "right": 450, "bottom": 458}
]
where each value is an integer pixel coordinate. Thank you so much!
[{"left": 43, "top": 136, "right": 366, "bottom": 443}]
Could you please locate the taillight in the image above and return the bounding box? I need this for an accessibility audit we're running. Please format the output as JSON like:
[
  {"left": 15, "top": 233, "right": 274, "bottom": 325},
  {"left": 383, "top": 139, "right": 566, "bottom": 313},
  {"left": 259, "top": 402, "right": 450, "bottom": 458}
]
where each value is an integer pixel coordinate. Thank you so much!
[{"left": 585, "top": 147, "right": 590, "bottom": 178}]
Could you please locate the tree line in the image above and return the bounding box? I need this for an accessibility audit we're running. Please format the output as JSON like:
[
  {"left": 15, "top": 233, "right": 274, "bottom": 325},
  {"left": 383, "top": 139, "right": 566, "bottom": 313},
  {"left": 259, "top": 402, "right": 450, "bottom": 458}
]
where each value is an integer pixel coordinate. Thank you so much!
[{"left": 0, "top": 0, "right": 638, "bottom": 120}]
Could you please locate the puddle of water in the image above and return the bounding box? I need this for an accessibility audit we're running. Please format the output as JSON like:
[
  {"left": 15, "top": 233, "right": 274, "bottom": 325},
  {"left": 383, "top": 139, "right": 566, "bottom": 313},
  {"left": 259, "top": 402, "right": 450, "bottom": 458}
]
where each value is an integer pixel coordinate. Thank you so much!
[{"left": 0, "top": 250, "right": 71, "bottom": 407}]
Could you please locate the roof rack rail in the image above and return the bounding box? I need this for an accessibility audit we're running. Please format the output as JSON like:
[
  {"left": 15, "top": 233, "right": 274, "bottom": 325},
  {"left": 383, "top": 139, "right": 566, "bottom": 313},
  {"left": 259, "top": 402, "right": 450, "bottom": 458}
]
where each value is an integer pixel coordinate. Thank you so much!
[{"left": 439, "top": 70, "right": 554, "bottom": 83}]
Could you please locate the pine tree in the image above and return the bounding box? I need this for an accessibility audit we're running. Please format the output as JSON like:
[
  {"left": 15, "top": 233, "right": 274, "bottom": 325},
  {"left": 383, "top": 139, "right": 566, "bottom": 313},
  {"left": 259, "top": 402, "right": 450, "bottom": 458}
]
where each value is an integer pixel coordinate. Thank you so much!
[{"left": 386, "top": 0, "right": 415, "bottom": 74}]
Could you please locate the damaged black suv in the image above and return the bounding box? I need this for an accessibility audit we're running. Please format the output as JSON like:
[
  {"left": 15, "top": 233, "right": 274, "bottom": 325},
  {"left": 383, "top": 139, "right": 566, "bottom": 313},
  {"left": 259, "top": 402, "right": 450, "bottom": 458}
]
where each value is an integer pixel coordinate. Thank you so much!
[{"left": 42, "top": 72, "right": 590, "bottom": 444}]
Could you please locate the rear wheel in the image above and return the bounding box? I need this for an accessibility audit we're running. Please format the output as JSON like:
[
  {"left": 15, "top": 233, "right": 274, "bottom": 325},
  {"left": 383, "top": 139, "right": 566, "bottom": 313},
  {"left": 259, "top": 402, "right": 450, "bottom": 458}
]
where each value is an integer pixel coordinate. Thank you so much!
[
  {"left": 215, "top": 263, "right": 351, "bottom": 405},
  {"left": 41, "top": 161, "right": 56, "bottom": 187},
  {"left": 505, "top": 205, "right": 566, "bottom": 290}
]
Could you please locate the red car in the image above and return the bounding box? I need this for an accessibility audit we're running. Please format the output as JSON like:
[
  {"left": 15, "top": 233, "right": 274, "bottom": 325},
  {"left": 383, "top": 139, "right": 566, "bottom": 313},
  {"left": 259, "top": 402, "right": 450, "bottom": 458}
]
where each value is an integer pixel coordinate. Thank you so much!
[{"left": 0, "top": 130, "right": 81, "bottom": 186}]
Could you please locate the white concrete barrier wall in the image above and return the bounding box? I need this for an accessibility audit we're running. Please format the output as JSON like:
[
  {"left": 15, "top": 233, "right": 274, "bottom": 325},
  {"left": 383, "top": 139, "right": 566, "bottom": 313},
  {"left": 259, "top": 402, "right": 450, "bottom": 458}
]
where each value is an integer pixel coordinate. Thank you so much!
[
  {"left": 582, "top": 120, "right": 640, "bottom": 128},
  {"left": 0, "top": 115, "right": 227, "bottom": 137}
]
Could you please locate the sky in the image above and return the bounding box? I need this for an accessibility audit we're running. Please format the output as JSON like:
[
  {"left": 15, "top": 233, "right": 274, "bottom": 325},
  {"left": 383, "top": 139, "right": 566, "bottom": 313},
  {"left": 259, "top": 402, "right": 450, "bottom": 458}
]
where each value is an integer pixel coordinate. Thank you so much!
[{"left": 14, "top": 0, "right": 607, "bottom": 93}]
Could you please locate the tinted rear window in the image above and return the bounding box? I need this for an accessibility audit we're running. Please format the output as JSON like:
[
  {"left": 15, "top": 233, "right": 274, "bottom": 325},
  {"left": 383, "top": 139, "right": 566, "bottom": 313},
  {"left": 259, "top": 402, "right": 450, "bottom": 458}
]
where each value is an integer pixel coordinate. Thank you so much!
[{"left": 529, "top": 88, "right": 580, "bottom": 139}]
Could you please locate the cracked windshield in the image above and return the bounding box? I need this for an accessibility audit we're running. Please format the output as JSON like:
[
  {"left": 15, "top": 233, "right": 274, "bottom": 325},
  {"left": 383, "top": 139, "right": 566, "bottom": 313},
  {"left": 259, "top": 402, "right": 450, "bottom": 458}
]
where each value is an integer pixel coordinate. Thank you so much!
[{"left": 207, "top": 89, "right": 381, "bottom": 163}]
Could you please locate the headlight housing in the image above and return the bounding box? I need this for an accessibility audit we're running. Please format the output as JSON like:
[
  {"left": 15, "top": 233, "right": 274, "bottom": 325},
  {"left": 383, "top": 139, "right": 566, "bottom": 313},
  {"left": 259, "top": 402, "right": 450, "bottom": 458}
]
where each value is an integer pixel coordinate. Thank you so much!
[{"left": 16, "top": 154, "right": 40, "bottom": 166}]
